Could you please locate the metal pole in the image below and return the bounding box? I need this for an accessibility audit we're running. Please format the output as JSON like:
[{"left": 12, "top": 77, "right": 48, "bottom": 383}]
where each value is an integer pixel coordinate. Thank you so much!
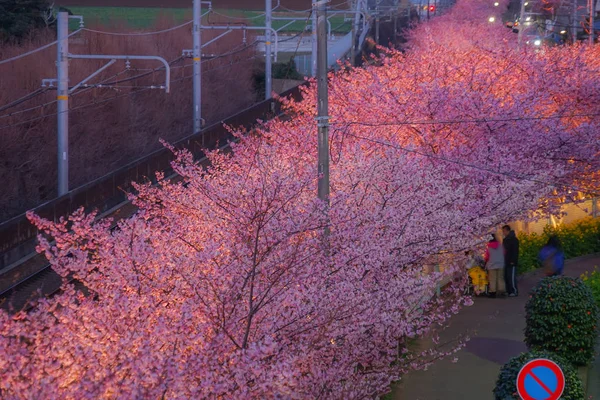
[
  {"left": 57, "top": 12, "right": 69, "bottom": 196},
  {"left": 193, "top": 0, "right": 202, "bottom": 133},
  {"left": 265, "top": 0, "right": 273, "bottom": 99},
  {"left": 350, "top": 17, "right": 356, "bottom": 66},
  {"left": 427, "top": 0, "right": 431, "bottom": 20},
  {"left": 351, "top": 0, "right": 362, "bottom": 67},
  {"left": 312, "top": 4, "right": 318, "bottom": 76},
  {"left": 376, "top": 6, "right": 380, "bottom": 44},
  {"left": 316, "top": 0, "right": 329, "bottom": 204},
  {"left": 517, "top": 0, "right": 526, "bottom": 45},
  {"left": 590, "top": 0, "right": 595, "bottom": 44},
  {"left": 573, "top": 0, "right": 578, "bottom": 44},
  {"left": 393, "top": 13, "right": 397, "bottom": 44}
]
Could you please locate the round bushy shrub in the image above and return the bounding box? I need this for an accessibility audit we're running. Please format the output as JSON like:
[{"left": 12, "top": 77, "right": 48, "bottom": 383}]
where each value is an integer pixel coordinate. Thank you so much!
[
  {"left": 525, "top": 276, "right": 599, "bottom": 366},
  {"left": 493, "top": 350, "right": 584, "bottom": 400}
]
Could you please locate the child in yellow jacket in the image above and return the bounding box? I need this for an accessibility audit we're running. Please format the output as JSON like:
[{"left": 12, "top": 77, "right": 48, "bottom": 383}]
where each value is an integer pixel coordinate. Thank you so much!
[{"left": 466, "top": 250, "right": 488, "bottom": 295}]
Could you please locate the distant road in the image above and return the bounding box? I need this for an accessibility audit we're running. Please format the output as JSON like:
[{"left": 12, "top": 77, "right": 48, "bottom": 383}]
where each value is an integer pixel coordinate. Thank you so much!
[{"left": 55, "top": 0, "right": 349, "bottom": 10}]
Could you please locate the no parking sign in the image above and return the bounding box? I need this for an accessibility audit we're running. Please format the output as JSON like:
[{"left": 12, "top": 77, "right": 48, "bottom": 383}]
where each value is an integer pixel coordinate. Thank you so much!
[{"left": 516, "top": 358, "right": 565, "bottom": 400}]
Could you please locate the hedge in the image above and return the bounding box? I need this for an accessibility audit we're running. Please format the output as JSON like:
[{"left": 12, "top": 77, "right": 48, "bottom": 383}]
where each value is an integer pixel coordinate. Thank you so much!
[
  {"left": 582, "top": 266, "right": 600, "bottom": 307},
  {"left": 518, "top": 217, "right": 600, "bottom": 274}
]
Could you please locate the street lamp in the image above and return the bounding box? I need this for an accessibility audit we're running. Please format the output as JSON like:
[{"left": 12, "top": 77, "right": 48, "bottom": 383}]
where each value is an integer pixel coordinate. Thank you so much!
[
  {"left": 494, "top": 1, "right": 499, "bottom": 5},
  {"left": 489, "top": 16, "right": 496, "bottom": 22}
]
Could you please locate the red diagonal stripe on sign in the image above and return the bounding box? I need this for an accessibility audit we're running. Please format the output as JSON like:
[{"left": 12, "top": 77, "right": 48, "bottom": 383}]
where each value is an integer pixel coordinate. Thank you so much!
[{"left": 528, "top": 370, "right": 554, "bottom": 396}]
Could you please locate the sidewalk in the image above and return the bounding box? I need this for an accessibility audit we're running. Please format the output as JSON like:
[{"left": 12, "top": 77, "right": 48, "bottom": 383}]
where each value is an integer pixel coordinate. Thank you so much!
[{"left": 391, "top": 254, "right": 600, "bottom": 400}]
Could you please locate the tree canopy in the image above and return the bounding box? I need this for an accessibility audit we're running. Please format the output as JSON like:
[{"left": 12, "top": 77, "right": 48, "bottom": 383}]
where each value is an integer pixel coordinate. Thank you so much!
[
  {"left": 1, "top": 0, "right": 600, "bottom": 397},
  {"left": 0, "top": 0, "right": 53, "bottom": 42}
]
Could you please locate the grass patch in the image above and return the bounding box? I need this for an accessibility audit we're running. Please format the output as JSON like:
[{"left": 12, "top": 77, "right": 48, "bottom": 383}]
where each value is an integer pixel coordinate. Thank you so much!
[
  {"left": 66, "top": 7, "right": 191, "bottom": 29},
  {"left": 62, "top": 6, "right": 352, "bottom": 33}
]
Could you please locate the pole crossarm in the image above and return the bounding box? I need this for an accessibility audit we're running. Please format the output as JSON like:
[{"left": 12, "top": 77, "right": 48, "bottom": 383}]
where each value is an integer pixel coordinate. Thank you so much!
[
  {"left": 69, "top": 59, "right": 116, "bottom": 94},
  {"left": 199, "top": 25, "right": 280, "bottom": 61},
  {"left": 68, "top": 54, "right": 171, "bottom": 93}
]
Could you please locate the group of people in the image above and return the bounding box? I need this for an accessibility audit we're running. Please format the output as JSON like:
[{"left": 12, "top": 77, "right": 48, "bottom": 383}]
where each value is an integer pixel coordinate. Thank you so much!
[{"left": 466, "top": 225, "right": 565, "bottom": 298}]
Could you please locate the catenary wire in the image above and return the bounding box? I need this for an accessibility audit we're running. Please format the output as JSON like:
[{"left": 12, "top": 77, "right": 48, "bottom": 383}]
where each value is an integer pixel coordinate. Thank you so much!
[
  {"left": 80, "top": 20, "right": 193, "bottom": 36},
  {"left": 0, "top": 55, "right": 258, "bottom": 131},
  {"left": 0, "top": 29, "right": 82, "bottom": 66},
  {"left": 0, "top": 89, "right": 48, "bottom": 113},
  {"left": 337, "top": 129, "right": 600, "bottom": 196}
]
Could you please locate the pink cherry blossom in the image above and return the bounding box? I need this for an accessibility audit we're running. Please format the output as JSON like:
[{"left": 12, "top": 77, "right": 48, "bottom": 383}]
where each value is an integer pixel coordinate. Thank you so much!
[{"left": 2, "top": 0, "right": 600, "bottom": 398}]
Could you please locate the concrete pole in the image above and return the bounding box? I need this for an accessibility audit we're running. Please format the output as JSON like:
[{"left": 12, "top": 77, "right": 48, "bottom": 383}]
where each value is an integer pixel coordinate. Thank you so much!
[
  {"left": 265, "top": 0, "right": 273, "bottom": 99},
  {"left": 57, "top": 12, "right": 69, "bottom": 196},
  {"left": 316, "top": 0, "right": 329, "bottom": 204},
  {"left": 351, "top": 0, "right": 362, "bottom": 67},
  {"left": 193, "top": 0, "right": 202, "bottom": 133},
  {"left": 312, "top": 4, "right": 318, "bottom": 76},
  {"left": 517, "top": 0, "right": 526, "bottom": 45},
  {"left": 590, "top": 0, "right": 595, "bottom": 44},
  {"left": 573, "top": 0, "right": 578, "bottom": 44},
  {"left": 376, "top": 6, "right": 380, "bottom": 45},
  {"left": 393, "top": 13, "right": 397, "bottom": 43}
]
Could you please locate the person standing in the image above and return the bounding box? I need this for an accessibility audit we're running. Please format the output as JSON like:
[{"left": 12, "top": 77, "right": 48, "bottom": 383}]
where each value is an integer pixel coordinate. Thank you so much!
[
  {"left": 539, "top": 236, "right": 565, "bottom": 277},
  {"left": 502, "top": 225, "right": 519, "bottom": 297},
  {"left": 484, "top": 234, "right": 505, "bottom": 298}
]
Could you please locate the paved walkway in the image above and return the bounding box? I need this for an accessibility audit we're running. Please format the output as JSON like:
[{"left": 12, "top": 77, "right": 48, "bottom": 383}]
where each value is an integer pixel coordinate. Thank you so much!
[{"left": 391, "top": 254, "right": 600, "bottom": 400}]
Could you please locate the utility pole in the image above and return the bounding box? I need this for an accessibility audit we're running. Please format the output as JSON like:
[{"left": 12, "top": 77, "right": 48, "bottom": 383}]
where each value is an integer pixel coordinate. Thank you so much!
[
  {"left": 312, "top": 3, "right": 318, "bottom": 76},
  {"left": 316, "top": 0, "right": 329, "bottom": 204},
  {"left": 351, "top": 0, "right": 362, "bottom": 67},
  {"left": 590, "top": 0, "right": 595, "bottom": 45},
  {"left": 265, "top": 0, "right": 273, "bottom": 98},
  {"left": 376, "top": 6, "right": 380, "bottom": 45},
  {"left": 517, "top": 0, "right": 526, "bottom": 45},
  {"left": 193, "top": 0, "right": 202, "bottom": 133},
  {"left": 427, "top": 0, "right": 431, "bottom": 20},
  {"left": 573, "top": 0, "right": 578, "bottom": 44},
  {"left": 393, "top": 12, "right": 398, "bottom": 43},
  {"left": 57, "top": 12, "right": 69, "bottom": 196}
]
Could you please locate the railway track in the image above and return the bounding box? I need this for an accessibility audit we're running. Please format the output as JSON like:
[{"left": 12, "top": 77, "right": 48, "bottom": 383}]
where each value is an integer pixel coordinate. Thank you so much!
[
  {"left": 0, "top": 202, "right": 139, "bottom": 313},
  {"left": 0, "top": 84, "right": 305, "bottom": 314},
  {"left": 0, "top": 135, "right": 250, "bottom": 313}
]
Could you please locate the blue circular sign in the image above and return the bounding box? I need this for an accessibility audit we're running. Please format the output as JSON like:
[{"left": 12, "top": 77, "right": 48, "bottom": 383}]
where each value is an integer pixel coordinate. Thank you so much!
[{"left": 516, "top": 358, "right": 565, "bottom": 400}]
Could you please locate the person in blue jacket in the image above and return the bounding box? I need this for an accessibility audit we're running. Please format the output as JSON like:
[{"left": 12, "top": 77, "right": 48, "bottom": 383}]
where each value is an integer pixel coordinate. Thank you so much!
[{"left": 538, "top": 236, "right": 565, "bottom": 277}]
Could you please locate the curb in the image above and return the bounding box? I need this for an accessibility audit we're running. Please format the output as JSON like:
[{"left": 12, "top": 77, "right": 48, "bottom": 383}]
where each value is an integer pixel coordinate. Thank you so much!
[{"left": 587, "top": 337, "right": 600, "bottom": 398}]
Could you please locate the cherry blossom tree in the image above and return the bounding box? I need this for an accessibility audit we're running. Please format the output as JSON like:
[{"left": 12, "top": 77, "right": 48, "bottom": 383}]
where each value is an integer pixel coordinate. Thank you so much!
[{"left": 2, "top": 0, "right": 600, "bottom": 398}]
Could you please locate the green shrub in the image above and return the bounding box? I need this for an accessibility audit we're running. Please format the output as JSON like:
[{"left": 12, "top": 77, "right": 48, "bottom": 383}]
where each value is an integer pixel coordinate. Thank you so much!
[
  {"left": 493, "top": 350, "right": 584, "bottom": 400},
  {"left": 524, "top": 276, "right": 600, "bottom": 366},
  {"left": 518, "top": 217, "right": 600, "bottom": 274},
  {"left": 517, "top": 232, "right": 547, "bottom": 274},
  {"left": 582, "top": 266, "right": 600, "bottom": 307}
]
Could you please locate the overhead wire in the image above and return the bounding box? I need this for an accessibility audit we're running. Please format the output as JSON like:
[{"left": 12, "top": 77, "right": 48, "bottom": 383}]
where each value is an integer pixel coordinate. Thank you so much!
[
  {"left": 0, "top": 48, "right": 259, "bottom": 131},
  {"left": 0, "top": 8, "right": 311, "bottom": 131},
  {"left": 0, "top": 99, "right": 57, "bottom": 121},
  {"left": 80, "top": 20, "right": 193, "bottom": 36},
  {"left": 0, "top": 89, "right": 48, "bottom": 113},
  {"left": 331, "top": 112, "right": 600, "bottom": 128},
  {"left": 336, "top": 128, "right": 600, "bottom": 197},
  {"left": 209, "top": 10, "right": 267, "bottom": 20},
  {"left": 281, "top": 10, "right": 313, "bottom": 80},
  {"left": 0, "top": 69, "right": 132, "bottom": 120},
  {"left": 0, "top": 29, "right": 82, "bottom": 66}
]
